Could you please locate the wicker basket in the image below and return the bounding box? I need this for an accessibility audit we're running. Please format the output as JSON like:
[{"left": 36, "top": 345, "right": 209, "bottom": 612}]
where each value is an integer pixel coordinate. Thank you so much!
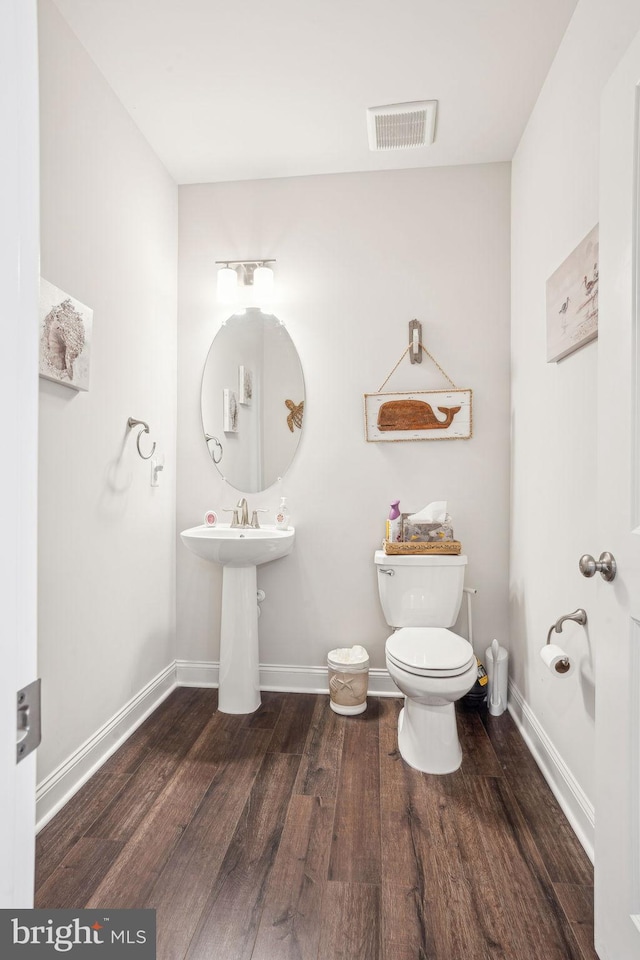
[{"left": 383, "top": 539, "right": 462, "bottom": 556}]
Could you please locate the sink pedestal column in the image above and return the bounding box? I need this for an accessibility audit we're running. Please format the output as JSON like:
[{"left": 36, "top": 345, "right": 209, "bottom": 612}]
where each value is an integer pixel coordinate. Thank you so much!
[{"left": 218, "top": 564, "right": 261, "bottom": 713}]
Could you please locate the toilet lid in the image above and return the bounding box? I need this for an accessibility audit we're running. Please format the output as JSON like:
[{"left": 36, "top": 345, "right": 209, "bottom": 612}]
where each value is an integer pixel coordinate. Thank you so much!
[{"left": 386, "top": 627, "right": 475, "bottom": 677}]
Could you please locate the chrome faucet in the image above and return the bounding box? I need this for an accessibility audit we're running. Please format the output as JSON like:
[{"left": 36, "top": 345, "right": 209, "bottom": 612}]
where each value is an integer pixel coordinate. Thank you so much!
[
  {"left": 237, "top": 498, "right": 249, "bottom": 527},
  {"left": 223, "top": 499, "right": 248, "bottom": 527},
  {"left": 223, "top": 498, "right": 267, "bottom": 528}
]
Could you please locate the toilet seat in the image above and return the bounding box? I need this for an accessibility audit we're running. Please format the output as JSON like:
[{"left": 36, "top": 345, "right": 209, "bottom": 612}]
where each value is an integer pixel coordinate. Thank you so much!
[{"left": 386, "top": 627, "right": 475, "bottom": 678}]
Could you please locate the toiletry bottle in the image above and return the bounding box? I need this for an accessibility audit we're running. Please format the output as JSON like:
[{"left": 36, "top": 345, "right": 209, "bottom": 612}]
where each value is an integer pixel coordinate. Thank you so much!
[
  {"left": 463, "top": 657, "right": 489, "bottom": 706},
  {"left": 275, "top": 497, "right": 290, "bottom": 530},
  {"left": 387, "top": 500, "right": 401, "bottom": 542}
]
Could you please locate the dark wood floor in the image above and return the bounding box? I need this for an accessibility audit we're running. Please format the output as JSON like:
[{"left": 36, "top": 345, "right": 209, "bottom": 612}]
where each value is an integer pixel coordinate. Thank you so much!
[{"left": 35, "top": 688, "right": 598, "bottom": 960}]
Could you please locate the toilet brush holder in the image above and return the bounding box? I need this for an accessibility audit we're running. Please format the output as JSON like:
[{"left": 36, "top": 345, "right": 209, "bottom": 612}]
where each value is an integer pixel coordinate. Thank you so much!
[{"left": 485, "top": 639, "right": 508, "bottom": 717}]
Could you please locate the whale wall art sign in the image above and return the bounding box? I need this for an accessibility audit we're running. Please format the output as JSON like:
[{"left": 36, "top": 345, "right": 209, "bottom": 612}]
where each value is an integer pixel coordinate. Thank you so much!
[
  {"left": 546, "top": 223, "right": 598, "bottom": 363},
  {"left": 364, "top": 389, "right": 472, "bottom": 442},
  {"left": 39, "top": 278, "right": 93, "bottom": 391}
]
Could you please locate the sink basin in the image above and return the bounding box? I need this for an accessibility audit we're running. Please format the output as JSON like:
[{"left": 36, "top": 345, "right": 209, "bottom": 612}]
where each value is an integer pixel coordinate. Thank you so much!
[{"left": 180, "top": 523, "right": 295, "bottom": 567}]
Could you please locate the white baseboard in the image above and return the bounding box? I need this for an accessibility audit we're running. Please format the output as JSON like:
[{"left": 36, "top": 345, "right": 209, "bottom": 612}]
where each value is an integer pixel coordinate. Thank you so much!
[
  {"left": 35, "top": 663, "right": 177, "bottom": 832},
  {"left": 507, "top": 679, "right": 594, "bottom": 863},
  {"left": 175, "top": 659, "right": 218, "bottom": 687},
  {"left": 260, "top": 663, "right": 400, "bottom": 696},
  {"left": 175, "top": 659, "right": 400, "bottom": 697}
]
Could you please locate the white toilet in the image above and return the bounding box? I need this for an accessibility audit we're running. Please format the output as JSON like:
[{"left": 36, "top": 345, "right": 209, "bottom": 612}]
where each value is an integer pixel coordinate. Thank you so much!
[{"left": 374, "top": 550, "right": 476, "bottom": 774}]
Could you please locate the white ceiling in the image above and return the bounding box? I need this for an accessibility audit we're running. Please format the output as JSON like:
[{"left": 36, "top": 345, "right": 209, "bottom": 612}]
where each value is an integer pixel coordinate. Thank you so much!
[{"left": 52, "top": 0, "right": 577, "bottom": 185}]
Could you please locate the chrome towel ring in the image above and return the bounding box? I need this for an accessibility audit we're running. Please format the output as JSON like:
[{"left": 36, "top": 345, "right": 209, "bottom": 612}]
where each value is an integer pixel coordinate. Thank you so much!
[
  {"left": 205, "top": 433, "right": 223, "bottom": 464},
  {"left": 127, "top": 417, "right": 156, "bottom": 460}
]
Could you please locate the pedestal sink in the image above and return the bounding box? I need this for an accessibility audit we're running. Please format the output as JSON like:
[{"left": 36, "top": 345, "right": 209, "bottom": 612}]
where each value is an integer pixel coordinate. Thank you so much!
[{"left": 180, "top": 523, "right": 295, "bottom": 714}]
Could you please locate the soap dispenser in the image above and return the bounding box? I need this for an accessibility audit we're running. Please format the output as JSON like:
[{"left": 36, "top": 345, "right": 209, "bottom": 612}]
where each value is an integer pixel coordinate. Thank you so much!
[{"left": 275, "top": 497, "right": 290, "bottom": 530}]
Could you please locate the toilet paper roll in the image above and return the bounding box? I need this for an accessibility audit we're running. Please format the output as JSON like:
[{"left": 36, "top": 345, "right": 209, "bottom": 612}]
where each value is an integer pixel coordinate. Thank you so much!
[{"left": 541, "top": 644, "right": 574, "bottom": 677}]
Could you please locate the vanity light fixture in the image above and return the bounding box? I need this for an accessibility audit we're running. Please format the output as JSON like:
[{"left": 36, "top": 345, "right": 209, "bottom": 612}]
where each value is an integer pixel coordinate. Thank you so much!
[
  {"left": 216, "top": 263, "right": 238, "bottom": 304},
  {"left": 253, "top": 263, "right": 275, "bottom": 302},
  {"left": 216, "top": 260, "right": 276, "bottom": 307}
]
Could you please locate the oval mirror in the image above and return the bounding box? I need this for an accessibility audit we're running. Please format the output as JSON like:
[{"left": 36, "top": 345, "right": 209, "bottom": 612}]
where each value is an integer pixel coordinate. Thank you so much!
[{"left": 201, "top": 308, "right": 305, "bottom": 493}]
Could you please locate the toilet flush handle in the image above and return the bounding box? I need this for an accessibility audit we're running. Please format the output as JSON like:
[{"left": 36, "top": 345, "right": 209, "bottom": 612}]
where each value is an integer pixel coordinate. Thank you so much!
[{"left": 379, "top": 568, "right": 395, "bottom": 576}]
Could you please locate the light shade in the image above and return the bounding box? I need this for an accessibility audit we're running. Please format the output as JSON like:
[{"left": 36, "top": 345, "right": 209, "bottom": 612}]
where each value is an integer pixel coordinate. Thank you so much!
[
  {"left": 253, "top": 264, "right": 274, "bottom": 305},
  {"left": 217, "top": 266, "right": 238, "bottom": 304},
  {"left": 216, "top": 259, "right": 276, "bottom": 307}
]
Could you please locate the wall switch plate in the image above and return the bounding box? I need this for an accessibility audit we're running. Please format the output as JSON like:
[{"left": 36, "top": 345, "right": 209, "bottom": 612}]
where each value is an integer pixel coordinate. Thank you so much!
[{"left": 151, "top": 455, "right": 165, "bottom": 486}]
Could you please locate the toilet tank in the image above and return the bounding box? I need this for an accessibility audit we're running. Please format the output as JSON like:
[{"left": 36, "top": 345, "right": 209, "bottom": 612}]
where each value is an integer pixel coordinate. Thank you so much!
[{"left": 374, "top": 550, "right": 467, "bottom": 627}]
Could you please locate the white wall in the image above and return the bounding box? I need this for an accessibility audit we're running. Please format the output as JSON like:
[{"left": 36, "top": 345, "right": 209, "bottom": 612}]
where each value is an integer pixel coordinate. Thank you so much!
[
  {"left": 37, "top": 0, "right": 178, "bottom": 783},
  {"left": 177, "top": 164, "right": 511, "bottom": 675},
  {"left": 510, "top": 0, "right": 640, "bottom": 851}
]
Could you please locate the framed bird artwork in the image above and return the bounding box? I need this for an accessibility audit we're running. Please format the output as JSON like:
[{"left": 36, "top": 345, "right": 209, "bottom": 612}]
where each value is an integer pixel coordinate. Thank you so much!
[{"left": 546, "top": 224, "right": 598, "bottom": 362}]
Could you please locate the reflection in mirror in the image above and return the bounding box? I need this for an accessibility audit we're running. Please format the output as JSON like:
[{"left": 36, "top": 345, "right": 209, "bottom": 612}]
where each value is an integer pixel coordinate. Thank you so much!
[{"left": 201, "top": 308, "right": 305, "bottom": 493}]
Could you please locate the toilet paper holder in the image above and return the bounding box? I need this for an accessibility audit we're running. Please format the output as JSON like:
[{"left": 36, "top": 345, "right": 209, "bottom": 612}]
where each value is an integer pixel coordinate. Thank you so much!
[{"left": 545, "top": 608, "right": 587, "bottom": 673}]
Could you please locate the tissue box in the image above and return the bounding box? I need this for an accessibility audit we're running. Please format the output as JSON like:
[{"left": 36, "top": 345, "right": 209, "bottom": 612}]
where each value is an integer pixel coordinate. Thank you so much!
[{"left": 401, "top": 513, "right": 454, "bottom": 542}]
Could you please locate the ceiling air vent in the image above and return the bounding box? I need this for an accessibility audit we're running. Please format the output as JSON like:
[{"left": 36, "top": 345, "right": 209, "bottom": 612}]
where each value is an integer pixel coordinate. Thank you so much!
[{"left": 366, "top": 100, "right": 437, "bottom": 151}]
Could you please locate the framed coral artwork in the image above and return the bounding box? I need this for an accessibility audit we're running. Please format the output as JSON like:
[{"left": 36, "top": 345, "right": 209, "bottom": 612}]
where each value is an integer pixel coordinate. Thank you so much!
[
  {"left": 39, "top": 278, "right": 93, "bottom": 391},
  {"left": 238, "top": 365, "right": 253, "bottom": 405}
]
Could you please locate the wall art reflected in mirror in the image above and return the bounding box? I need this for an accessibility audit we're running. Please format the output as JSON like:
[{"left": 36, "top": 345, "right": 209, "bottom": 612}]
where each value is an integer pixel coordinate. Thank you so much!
[{"left": 201, "top": 308, "right": 305, "bottom": 493}]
